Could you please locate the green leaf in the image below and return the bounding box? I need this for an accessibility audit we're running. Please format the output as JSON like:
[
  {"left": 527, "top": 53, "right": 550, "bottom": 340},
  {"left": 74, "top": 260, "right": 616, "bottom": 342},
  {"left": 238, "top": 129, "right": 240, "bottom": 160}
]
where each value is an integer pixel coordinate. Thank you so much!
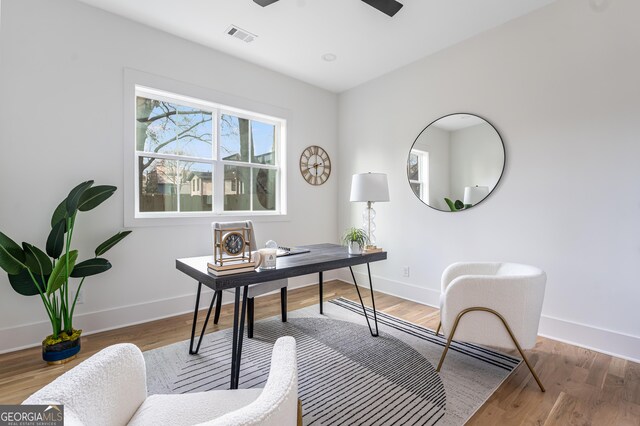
[
  {"left": 444, "top": 198, "right": 458, "bottom": 212},
  {"left": 23, "top": 243, "right": 53, "bottom": 276},
  {"left": 51, "top": 199, "right": 68, "bottom": 228},
  {"left": 0, "top": 231, "right": 26, "bottom": 275},
  {"left": 70, "top": 258, "right": 112, "bottom": 278},
  {"left": 454, "top": 200, "right": 465, "bottom": 210},
  {"left": 78, "top": 185, "right": 116, "bottom": 212},
  {"left": 8, "top": 270, "right": 47, "bottom": 296},
  {"left": 464, "top": 204, "right": 473, "bottom": 209},
  {"left": 95, "top": 231, "right": 132, "bottom": 256},
  {"left": 46, "top": 220, "right": 66, "bottom": 259},
  {"left": 46, "top": 250, "right": 78, "bottom": 296},
  {"left": 65, "top": 180, "right": 94, "bottom": 216}
]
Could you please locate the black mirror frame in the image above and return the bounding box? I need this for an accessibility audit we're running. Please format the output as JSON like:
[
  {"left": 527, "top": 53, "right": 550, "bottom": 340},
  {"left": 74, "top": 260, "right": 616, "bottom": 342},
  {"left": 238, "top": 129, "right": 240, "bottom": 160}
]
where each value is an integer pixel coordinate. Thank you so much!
[{"left": 407, "top": 112, "right": 506, "bottom": 212}]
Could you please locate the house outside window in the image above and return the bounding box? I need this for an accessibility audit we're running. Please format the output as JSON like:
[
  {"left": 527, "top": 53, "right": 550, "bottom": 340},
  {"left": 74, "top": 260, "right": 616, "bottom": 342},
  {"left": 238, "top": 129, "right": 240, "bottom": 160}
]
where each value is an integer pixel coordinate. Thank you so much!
[{"left": 134, "top": 87, "right": 285, "bottom": 219}]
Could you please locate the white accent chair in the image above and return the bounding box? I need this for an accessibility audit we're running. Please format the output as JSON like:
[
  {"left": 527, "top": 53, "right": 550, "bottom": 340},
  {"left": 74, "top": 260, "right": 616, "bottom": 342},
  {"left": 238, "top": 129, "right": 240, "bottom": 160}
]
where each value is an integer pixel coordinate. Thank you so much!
[
  {"left": 211, "top": 221, "right": 289, "bottom": 338},
  {"left": 23, "top": 337, "right": 299, "bottom": 426},
  {"left": 436, "top": 262, "right": 547, "bottom": 392}
]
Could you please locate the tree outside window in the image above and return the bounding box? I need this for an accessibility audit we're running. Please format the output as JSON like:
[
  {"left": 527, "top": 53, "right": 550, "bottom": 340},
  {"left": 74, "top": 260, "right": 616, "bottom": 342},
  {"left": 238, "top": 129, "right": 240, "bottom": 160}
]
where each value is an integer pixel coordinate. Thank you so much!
[{"left": 134, "top": 89, "right": 283, "bottom": 216}]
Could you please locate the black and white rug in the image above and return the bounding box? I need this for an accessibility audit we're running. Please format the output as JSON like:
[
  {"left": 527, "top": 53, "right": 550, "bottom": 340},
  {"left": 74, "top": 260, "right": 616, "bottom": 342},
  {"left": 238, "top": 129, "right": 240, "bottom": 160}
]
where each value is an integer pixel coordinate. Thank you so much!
[{"left": 144, "top": 298, "right": 520, "bottom": 425}]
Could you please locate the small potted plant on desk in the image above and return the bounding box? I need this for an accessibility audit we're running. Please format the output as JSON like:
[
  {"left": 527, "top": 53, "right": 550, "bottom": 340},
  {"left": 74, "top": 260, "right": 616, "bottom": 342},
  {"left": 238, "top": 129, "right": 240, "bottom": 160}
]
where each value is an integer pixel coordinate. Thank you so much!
[
  {"left": 0, "top": 181, "right": 131, "bottom": 364},
  {"left": 342, "top": 227, "right": 369, "bottom": 256}
]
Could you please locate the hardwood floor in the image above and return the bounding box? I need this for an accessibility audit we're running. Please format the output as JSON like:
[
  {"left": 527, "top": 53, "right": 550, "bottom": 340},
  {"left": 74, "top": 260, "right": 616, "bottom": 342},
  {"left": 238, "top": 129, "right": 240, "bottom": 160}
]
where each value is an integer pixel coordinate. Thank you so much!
[{"left": 0, "top": 280, "right": 638, "bottom": 425}]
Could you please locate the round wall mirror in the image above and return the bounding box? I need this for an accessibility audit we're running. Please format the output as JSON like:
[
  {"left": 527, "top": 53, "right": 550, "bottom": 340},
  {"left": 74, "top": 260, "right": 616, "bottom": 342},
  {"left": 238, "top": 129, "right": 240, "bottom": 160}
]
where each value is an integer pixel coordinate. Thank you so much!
[{"left": 407, "top": 113, "right": 505, "bottom": 212}]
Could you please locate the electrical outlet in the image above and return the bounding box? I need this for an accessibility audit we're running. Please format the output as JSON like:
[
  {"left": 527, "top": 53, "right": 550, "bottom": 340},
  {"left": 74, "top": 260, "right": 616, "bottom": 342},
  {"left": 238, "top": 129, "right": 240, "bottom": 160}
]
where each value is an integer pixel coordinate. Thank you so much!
[{"left": 402, "top": 266, "right": 410, "bottom": 277}]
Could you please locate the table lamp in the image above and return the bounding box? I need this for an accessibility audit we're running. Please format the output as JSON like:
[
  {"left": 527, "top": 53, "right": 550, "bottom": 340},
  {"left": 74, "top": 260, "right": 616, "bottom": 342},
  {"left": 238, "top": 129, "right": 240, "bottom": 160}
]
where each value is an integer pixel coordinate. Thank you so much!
[
  {"left": 350, "top": 172, "right": 389, "bottom": 252},
  {"left": 463, "top": 185, "right": 489, "bottom": 206}
]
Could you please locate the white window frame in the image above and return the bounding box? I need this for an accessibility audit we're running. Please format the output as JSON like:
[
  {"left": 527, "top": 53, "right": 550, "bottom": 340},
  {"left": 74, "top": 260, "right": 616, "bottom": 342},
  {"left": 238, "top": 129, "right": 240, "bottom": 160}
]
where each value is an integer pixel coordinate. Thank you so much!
[
  {"left": 409, "top": 149, "right": 429, "bottom": 201},
  {"left": 124, "top": 69, "right": 289, "bottom": 227}
]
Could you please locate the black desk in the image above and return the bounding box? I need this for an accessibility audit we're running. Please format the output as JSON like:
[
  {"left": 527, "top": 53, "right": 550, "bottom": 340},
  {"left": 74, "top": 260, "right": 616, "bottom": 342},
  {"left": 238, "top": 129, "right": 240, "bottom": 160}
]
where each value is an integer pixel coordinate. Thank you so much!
[{"left": 176, "top": 243, "right": 387, "bottom": 389}]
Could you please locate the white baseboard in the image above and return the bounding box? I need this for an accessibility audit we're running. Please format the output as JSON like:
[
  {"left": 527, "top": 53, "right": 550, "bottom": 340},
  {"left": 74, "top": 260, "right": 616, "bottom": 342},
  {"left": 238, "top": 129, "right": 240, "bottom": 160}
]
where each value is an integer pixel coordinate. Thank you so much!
[
  {"left": 4, "top": 272, "right": 638, "bottom": 363},
  {"left": 0, "top": 273, "right": 335, "bottom": 354},
  {"left": 340, "top": 270, "right": 640, "bottom": 363},
  {"left": 335, "top": 269, "right": 441, "bottom": 308},
  {"left": 538, "top": 316, "right": 640, "bottom": 364},
  {"left": 0, "top": 292, "right": 217, "bottom": 354}
]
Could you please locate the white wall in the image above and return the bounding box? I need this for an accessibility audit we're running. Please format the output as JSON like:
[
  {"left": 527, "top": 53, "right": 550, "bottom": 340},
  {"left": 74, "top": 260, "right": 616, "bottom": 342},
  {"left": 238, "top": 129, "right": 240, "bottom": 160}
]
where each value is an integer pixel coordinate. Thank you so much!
[
  {"left": 338, "top": 0, "right": 640, "bottom": 361},
  {"left": 413, "top": 126, "right": 449, "bottom": 209},
  {"left": 0, "top": 0, "right": 338, "bottom": 352}
]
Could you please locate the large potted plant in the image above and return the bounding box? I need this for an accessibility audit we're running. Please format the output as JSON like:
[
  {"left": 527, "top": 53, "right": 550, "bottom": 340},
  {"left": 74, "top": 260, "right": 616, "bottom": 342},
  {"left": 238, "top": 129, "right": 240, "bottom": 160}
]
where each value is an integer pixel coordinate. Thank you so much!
[
  {"left": 0, "top": 180, "right": 131, "bottom": 364},
  {"left": 342, "top": 227, "right": 369, "bottom": 256}
]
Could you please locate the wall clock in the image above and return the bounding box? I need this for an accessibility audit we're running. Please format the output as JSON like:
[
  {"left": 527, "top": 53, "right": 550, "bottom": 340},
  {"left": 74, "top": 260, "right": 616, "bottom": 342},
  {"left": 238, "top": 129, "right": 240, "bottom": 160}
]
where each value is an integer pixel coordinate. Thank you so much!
[{"left": 300, "top": 145, "right": 331, "bottom": 185}]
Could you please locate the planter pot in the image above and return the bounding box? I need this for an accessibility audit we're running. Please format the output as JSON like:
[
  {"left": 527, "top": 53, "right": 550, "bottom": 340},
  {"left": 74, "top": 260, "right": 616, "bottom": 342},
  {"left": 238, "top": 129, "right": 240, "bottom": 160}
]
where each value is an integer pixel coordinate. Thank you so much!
[
  {"left": 347, "top": 241, "right": 363, "bottom": 256},
  {"left": 42, "top": 332, "right": 81, "bottom": 365}
]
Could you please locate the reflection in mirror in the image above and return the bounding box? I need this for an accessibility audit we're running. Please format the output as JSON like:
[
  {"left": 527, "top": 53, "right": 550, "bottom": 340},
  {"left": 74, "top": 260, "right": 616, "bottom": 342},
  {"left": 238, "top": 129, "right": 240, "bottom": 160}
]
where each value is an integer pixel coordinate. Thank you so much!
[{"left": 407, "top": 113, "right": 505, "bottom": 212}]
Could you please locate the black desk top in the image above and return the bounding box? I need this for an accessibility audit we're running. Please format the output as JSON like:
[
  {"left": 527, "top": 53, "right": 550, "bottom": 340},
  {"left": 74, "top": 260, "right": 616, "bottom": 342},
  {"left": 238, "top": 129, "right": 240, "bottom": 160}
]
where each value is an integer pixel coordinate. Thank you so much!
[{"left": 176, "top": 243, "right": 387, "bottom": 291}]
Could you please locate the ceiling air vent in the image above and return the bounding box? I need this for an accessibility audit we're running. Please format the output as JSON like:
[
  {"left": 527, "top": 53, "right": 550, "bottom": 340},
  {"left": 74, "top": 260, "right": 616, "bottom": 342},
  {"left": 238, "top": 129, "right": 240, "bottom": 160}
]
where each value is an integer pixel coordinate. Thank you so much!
[{"left": 225, "top": 25, "right": 257, "bottom": 43}]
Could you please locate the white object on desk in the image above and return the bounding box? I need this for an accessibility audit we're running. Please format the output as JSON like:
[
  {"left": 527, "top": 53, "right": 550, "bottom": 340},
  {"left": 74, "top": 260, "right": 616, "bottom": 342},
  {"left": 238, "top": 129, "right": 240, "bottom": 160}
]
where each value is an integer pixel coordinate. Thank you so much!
[{"left": 259, "top": 248, "right": 277, "bottom": 270}]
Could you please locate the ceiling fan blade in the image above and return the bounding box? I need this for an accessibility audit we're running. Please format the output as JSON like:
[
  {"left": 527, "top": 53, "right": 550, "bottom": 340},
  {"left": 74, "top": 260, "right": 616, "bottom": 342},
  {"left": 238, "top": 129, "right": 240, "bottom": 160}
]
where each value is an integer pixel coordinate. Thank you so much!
[
  {"left": 253, "top": 0, "right": 280, "bottom": 6},
  {"left": 361, "top": 0, "right": 404, "bottom": 17}
]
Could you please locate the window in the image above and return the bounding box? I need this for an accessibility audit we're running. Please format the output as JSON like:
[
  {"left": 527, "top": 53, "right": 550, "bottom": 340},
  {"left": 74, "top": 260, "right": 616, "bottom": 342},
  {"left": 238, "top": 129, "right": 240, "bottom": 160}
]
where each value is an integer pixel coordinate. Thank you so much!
[
  {"left": 134, "top": 87, "right": 285, "bottom": 218},
  {"left": 408, "top": 149, "right": 429, "bottom": 201}
]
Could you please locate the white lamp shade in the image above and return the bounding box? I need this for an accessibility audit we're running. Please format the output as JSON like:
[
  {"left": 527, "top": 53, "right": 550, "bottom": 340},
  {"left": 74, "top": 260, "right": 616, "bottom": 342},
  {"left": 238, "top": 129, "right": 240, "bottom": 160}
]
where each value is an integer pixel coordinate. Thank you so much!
[
  {"left": 350, "top": 173, "right": 390, "bottom": 202},
  {"left": 463, "top": 185, "right": 490, "bottom": 205}
]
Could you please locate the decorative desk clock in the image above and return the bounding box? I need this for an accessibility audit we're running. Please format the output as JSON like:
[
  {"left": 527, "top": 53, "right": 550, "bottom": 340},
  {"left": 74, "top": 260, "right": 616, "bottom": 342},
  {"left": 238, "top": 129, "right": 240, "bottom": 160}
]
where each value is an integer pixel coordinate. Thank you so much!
[{"left": 211, "top": 224, "right": 254, "bottom": 268}]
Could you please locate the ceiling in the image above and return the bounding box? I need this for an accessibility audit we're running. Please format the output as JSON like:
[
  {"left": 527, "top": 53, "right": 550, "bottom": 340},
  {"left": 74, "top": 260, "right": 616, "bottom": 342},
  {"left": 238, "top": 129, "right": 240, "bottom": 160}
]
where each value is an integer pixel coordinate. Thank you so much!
[{"left": 76, "top": 0, "right": 555, "bottom": 93}]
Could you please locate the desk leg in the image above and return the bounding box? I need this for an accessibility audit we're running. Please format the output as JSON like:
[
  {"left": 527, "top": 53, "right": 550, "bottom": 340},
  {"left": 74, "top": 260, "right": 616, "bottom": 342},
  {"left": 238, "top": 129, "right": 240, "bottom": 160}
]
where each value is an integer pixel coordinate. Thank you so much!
[
  {"left": 280, "top": 287, "right": 288, "bottom": 322},
  {"left": 366, "top": 263, "right": 380, "bottom": 336},
  {"left": 319, "top": 271, "right": 324, "bottom": 314},
  {"left": 349, "top": 264, "right": 379, "bottom": 337},
  {"left": 213, "top": 290, "right": 223, "bottom": 324},
  {"left": 189, "top": 282, "right": 218, "bottom": 355},
  {"left": 247, "top": 298, "right": 255, "bottom": 339},
  {"left": 230, "top": 285, "right": 249, "bottom": 389}
]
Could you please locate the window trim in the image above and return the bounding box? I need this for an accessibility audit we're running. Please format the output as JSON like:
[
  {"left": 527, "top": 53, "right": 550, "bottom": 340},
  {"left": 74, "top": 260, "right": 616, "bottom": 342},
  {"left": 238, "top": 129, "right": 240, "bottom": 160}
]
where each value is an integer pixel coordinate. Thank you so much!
[
  {"left": 124, "top": 69, "right": 289, "bottom": 227},
  {"left": 409, "top": 149, "right": 429, "bottom": 201}
]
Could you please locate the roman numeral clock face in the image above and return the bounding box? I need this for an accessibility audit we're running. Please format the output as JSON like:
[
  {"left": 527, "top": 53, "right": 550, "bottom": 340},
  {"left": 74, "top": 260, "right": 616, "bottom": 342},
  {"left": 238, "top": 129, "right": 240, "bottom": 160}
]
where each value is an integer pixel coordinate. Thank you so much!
[{"left": 299, "top": 145, "right": 331, "bottom": 185}]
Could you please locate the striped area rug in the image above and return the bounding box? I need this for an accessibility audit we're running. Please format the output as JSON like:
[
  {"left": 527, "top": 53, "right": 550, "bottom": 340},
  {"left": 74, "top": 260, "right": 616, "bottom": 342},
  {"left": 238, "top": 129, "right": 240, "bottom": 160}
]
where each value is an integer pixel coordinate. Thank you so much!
[{"left": 144, "top": 298, "right": 520, "bottom": 425}]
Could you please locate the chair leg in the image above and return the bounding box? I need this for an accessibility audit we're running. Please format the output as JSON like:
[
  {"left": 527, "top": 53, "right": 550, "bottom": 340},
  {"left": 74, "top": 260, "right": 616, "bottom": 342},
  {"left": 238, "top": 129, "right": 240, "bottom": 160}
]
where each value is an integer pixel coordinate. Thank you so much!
[
  {"left": 297, "top": 399, "right": 303, "bottom": 426},
  {"left": 281, "top": 287, "right": 288, "bottom": 322},
  {"left": 213, "top": 290, "right": 223, "bottom": 324},
  {"left": 436, "top": 319, "right": 460, "bottom": 373},
  {"left": 247, "top": 297, "right": 254, "bottom": 339},
  {"left": 435, "top": 321, "right": 441, "bottom": 336},
  {"left": 513, "top": 336, "right": 546, "bottom": 392},
  {"left": 436, "top": 307, "right": 545, "bottom": 392}
]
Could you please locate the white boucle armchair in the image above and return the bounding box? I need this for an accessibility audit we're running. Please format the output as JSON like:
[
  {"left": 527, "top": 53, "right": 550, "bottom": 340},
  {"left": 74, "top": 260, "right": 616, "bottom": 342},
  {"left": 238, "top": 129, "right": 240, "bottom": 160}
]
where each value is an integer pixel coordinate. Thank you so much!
[
  {"left": 23, "top": 337, "right": 299, "bottom": 426},
  {"left": 436, "top": 262, "right": 546, "bottom": 392}
]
